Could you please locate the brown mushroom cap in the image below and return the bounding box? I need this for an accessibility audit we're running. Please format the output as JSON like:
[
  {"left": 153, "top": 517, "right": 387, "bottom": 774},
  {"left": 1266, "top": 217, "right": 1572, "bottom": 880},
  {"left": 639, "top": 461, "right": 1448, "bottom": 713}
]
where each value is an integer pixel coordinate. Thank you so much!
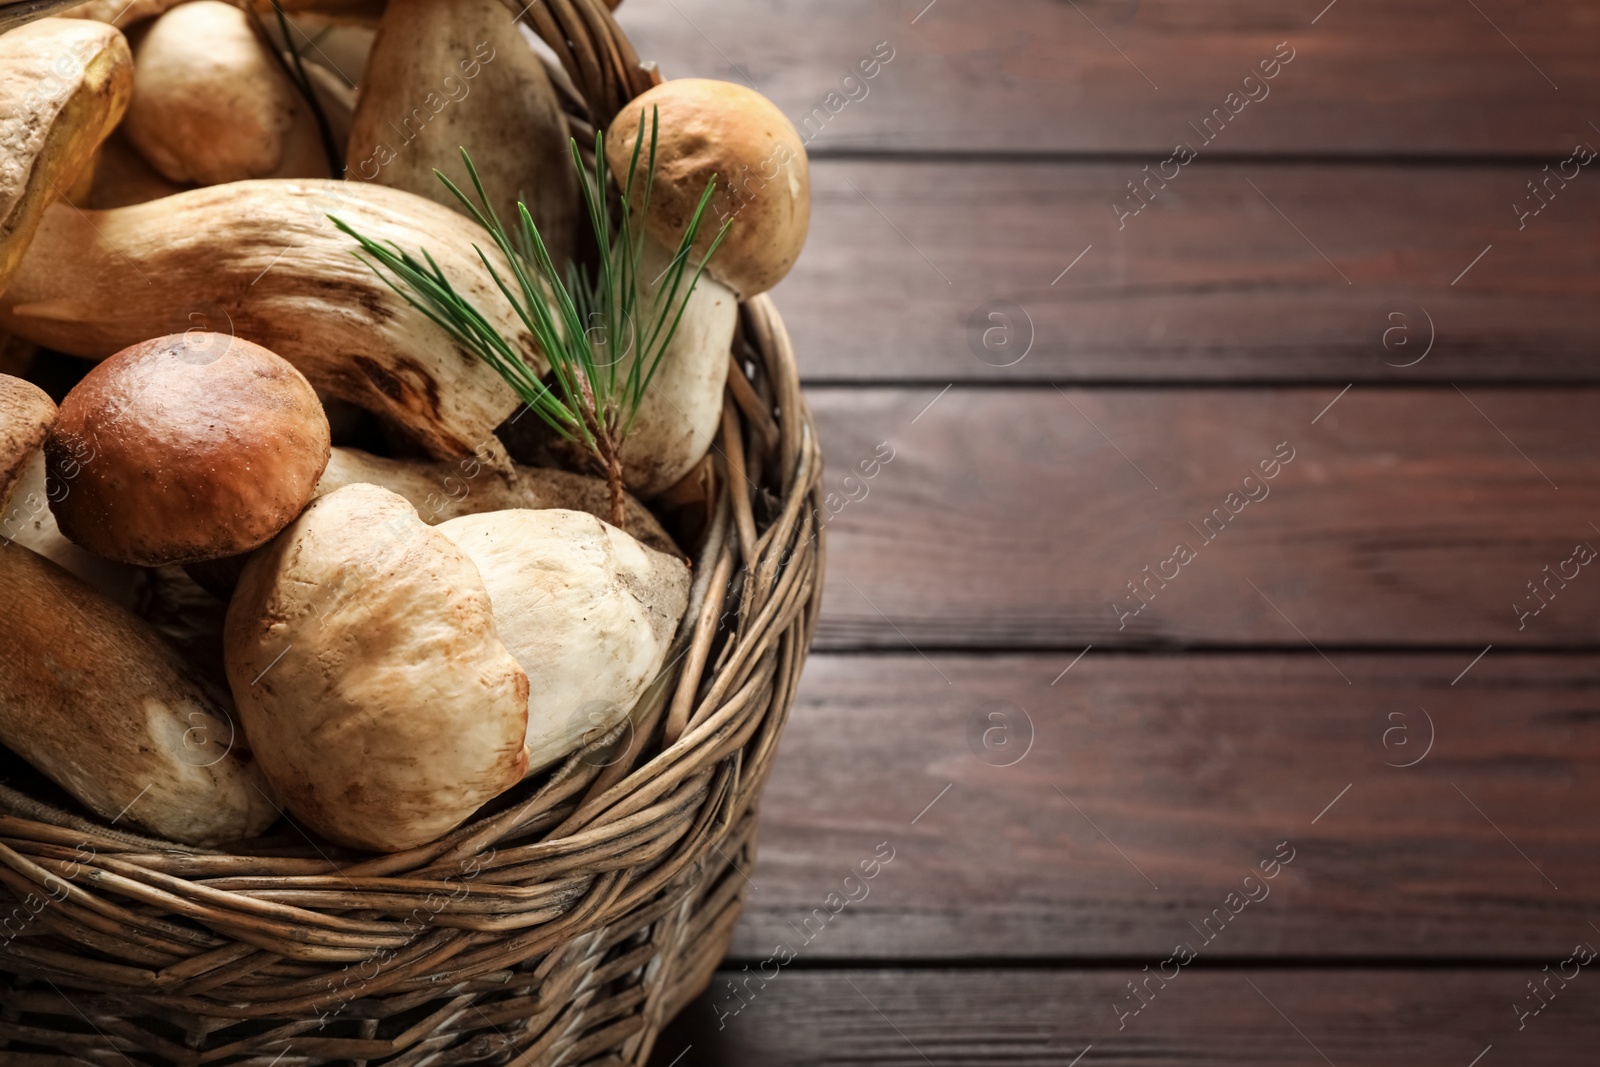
[
  {"left": 605, "top": 78, "right": 810, "bottom": 300},
  {"left": 47, "top": 331, "right": 331, "bottom": 566}
]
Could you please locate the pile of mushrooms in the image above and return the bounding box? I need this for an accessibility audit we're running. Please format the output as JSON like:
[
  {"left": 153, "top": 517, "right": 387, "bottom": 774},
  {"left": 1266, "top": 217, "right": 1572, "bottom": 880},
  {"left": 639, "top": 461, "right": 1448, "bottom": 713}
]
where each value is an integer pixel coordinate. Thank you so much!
[{"left": 0, "top": 7, "right": 810, "bottom": 851}]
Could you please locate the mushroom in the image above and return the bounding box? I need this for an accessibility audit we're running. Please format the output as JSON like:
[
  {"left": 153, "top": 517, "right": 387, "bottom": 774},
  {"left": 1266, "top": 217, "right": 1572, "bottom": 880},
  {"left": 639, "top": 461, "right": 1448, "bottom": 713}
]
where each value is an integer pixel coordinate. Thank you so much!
[
  {"left": 596, "top": 79, "right": 810, "bottom": 496},
  {"left": 122, "top": 1, "right": 329, "bottom": 186},
  {"left": 47, "top": 332, "right": 331, "bottom": 566},
  {"left": 605, "top": 78, "right": 811, "bottom": 302},
  {"left": 225, "top": 485, "right": 689, "bottom": 851},
  {"left": 347, "top": 0, "right": 576, "bottom": 264},
  {"left": 0, "top": 379, "right": 276, "bottom": 845},
  {"left": 0, "top": 17, "right": 133, "bottom": 297},
  {"left": 222, "top": 484, "right": 530, "bottom": 852},
  {"left": 0, "top": 180, "right": 528, "bottom": 462}
]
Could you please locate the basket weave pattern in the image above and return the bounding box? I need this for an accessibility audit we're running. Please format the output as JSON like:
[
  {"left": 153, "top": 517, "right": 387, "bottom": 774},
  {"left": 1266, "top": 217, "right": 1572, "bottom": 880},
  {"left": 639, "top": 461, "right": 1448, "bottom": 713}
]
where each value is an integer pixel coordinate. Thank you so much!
[{"left": 0, "top": 2, "right": 824, "bottom": 1062}]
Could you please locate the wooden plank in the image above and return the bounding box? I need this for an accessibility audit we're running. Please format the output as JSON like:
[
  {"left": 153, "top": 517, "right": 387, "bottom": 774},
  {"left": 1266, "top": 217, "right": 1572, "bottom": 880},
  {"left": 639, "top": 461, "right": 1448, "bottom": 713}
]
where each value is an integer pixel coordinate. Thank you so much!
[
  {"left": 809, "top": 386, "right": 1600, "bottom": 650},
  {"left": 730, "top": 653, "right": 1600, "bottom": 960},
  {"left": 648, "top": 967, "right": 1600, "bottom": 1067},
  {"left": 618, "top": 0, "right": 1600, "bottom": 155},
  {"left": 774, "top": 159, "right": 1600, "bottom": 382}
]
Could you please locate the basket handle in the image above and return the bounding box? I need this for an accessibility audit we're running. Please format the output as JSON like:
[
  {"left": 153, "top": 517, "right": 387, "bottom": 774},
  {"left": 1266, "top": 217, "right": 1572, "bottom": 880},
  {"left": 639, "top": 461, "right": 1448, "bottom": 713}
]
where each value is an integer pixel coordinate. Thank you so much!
[{"left": 503, "top": 0, "right": 661, "bottom": 130}]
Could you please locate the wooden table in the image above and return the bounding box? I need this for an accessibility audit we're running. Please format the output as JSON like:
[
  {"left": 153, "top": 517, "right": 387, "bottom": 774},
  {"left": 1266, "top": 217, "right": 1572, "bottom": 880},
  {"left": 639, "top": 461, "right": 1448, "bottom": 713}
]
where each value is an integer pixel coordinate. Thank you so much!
[{"left": 621, "top": 2, "right": 1600, "bottom": 1063}]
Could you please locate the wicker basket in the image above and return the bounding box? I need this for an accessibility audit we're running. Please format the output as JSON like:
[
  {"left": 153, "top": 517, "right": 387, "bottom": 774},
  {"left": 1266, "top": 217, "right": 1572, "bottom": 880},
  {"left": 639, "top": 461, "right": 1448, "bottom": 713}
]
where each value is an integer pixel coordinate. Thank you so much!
[{"left": 0, "top": 1, "right": 825, "bottom": 1062}]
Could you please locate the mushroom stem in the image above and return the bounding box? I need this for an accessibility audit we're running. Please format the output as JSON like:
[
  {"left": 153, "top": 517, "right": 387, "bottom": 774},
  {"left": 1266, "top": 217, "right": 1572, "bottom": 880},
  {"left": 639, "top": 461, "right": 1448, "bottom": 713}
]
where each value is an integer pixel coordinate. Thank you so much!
[
  {"left": 0, "top": 543, "right": 278, "bottom": 845},
  {"left": 614, "top": 237, "right": 738, "bottom": 497},
  {"left": 0, "top": 181, "right": 531, "bottom": 463}
]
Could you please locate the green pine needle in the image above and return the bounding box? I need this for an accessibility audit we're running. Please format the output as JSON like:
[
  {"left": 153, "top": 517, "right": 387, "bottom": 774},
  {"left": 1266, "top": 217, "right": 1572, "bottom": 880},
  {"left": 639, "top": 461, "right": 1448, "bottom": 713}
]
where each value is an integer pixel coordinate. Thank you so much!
[{"left": 330, "top": 109, "right": 731, "bottom": 511}]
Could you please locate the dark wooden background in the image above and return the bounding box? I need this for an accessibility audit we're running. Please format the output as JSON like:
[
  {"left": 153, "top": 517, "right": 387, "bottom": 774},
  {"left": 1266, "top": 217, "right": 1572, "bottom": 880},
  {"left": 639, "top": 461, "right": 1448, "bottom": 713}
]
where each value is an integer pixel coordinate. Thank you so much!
[{"left": 620, "top": 2, "right": 1600, "bottom": 1063}]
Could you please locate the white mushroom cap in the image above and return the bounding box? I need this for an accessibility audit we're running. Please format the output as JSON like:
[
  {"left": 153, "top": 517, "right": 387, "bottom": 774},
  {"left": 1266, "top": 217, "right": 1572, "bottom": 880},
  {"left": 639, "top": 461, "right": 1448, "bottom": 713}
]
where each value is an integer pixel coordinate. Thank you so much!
[
  {"left": 225, "top": 483, "right": 530, "bottom": 851},
  {"left": 437, "top": 509, "right": 690, "bottom": 770}
]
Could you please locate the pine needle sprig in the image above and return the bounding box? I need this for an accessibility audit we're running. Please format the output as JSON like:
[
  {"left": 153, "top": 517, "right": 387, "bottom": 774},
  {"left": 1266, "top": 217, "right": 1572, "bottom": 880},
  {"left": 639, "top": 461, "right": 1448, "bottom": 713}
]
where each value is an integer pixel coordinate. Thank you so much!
[{"left": 330, "top": 108, "right": 730, "bottom": 527}]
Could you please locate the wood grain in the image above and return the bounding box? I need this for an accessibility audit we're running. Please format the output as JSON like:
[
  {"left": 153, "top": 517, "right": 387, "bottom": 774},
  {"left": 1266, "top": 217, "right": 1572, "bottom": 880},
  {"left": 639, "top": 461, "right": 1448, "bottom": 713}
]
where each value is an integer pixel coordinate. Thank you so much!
[
  {"left": 648, "top": 967, "right": 1600, "bottom": 1067},
  {"left": 774, "top": 159, "right": 1600, "bottom": 382},
  {"left": 729, "top": 653, "right": 1600, "bottom": 960},
  {"left": 809, "top": 386, "right": 1600, "bottom": 649},
  {"left": 618, "top": 0, "right": 1600, "bottom": 156}
]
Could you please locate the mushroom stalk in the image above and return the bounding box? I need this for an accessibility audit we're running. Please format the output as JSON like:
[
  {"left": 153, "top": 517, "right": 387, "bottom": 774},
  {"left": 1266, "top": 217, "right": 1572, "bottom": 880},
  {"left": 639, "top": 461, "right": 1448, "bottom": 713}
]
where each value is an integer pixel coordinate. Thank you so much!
[
  {"left": 615, "top": 236, "right": 738, "bottom": 497},
  {"left": 0, "top": 542, "right": 279, "bottom": 845},
  {"left": 0, "top": 181, "right": 530, "bottom": 462}
]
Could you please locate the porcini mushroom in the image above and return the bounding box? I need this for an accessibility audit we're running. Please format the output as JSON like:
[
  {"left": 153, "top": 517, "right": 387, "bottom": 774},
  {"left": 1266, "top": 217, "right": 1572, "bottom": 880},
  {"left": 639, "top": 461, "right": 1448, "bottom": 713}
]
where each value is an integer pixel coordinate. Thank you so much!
[
  {"left": 0, "top": 17, "right": 133, "bottom": 297},
  {"left": 0, "top": 544, "right": 278, "bottom": 845},
  {"left": 47, "top": 332, "right": 331, "bottom": 566},
  {"left": 347, "top": 0, "right": 576, "bottom": 263},
  {"left": 122, "top": 1, "right": 329, "bottom": 186},
  {"left": 224, "top": 484, "right": 531, "bottom": 852},
  {"left": 605, "top": 78, "right": 811, "bottom": 301},
  {"left": 225, "top": 485, "right": 690, "bottom": 851},
  {"left": 596, "top": 79, "right": 810, "bottom": 496},
  {"left": 0, "top": 180, "right": 528, "bottom": 462}
]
